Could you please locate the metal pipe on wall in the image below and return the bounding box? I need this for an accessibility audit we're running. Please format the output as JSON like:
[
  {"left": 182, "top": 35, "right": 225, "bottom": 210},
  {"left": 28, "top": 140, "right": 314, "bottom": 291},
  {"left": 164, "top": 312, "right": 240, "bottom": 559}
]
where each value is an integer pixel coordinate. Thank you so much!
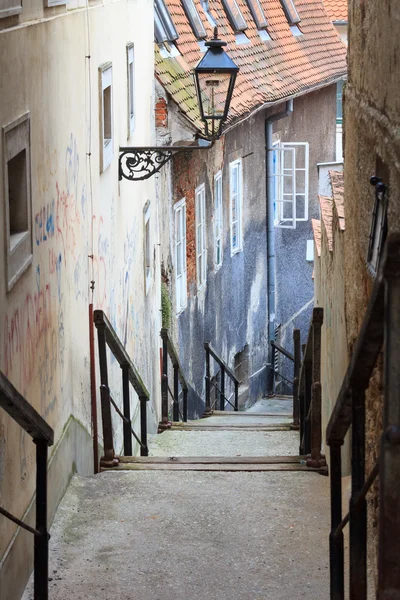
[{"left": 265, "top": 99, "right": 293, "bottom": 395}]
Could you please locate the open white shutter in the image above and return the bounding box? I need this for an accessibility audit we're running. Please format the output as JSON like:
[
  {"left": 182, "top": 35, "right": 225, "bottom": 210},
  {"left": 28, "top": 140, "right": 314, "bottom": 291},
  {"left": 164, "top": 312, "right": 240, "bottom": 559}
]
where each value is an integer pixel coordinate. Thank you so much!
[
  {"left": 273, "top": 146, "right": 296, "bottom": 229},
  {"left": 282, "top": 142, "right": 309, "bottom": 222}
]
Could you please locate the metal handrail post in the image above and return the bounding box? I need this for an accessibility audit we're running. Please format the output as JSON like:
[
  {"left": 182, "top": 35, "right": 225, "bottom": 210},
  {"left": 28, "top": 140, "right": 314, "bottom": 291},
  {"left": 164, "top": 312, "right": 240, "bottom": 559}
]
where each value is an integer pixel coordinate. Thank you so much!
[
  {"left": 220, "top": 367, "right": 225, "bottom": 411},
  {"left": 122, "top": 364, "right": 132, "bottom": 455},
  {"left": 140, "top": 396, "right": 149, "bottom": 456},
  {"left": 173, "top": 365, "right": 179, "bottom": 422},
  {"left": 234, "top": 380, "right": 239, "bottom": 412},
  {"left": 329, "top": 443, "right": 344, "bottom": 600},
  {"left": 161, "top": 334, "right": 169, "bottom": 425},
  {"left": 293, "top": 329, "right": 301, "bottom": 428},
  {"left": 183, "top": 388, "right": 188, "bottom": 422},
  {"left": 34, "top": 439, "right": 49, "bottom": 600},
  {"left": 205, "top": 346, "right": 211, "bottom": 414}
]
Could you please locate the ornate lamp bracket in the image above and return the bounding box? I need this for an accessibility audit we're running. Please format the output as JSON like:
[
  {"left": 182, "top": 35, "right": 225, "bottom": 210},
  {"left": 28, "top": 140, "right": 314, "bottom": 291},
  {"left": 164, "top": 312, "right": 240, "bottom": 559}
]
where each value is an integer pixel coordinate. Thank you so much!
[{"left": 119, "top": 145, "right": 210, "bottom": 182}]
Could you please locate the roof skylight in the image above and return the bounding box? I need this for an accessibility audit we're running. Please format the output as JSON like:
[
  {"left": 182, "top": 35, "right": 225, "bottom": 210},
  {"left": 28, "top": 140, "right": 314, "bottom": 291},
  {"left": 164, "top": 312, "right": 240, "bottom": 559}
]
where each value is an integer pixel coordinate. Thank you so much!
[
  {"left": 245, "top": 0, "right": 268, "bottom": 29},
  {"left": 182, "top": 0, "right": 207, "bottom": 39},
  {"left": 222, "top": 0, "right": 248, "bottom": 32},
  {"left": 280, "top": 0, "right": 301, "bottom": 25},
  {"left": 155, "top": 0, "right": 179, "bottom": 44}
]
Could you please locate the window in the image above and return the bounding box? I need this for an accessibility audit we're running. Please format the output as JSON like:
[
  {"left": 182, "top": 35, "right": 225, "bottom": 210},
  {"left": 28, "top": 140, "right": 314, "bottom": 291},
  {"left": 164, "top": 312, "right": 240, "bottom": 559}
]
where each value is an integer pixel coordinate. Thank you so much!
[
  {"left": 214, "top": 171, "right": 223, "bottom": 268},
  {"left": 195, "top": 184, "right": 207, "bottom": 288},
  {"left": 175, "top": 199, "right": 187, "bottom": 312},
  {"left": 144, "top": 203, "right": 152, "bottom": 292},
  {"left": 182, "top": 0, "right": 207, "bottom": 39},
  {"left": 229, "top": 159, "right": 243, "bottom": 254},
  {"left": 127, "top": 44, "right": 135, "bottom": 138},
  {"left": 155, "top": 0, "right": 179, "bottom": 43},
  {"left": 99, "top": 63, "right": 113, "bottom": 172},
  {"left": 272, "top": 141, "right": 309, "bottom": 229},
  {"left": 336, "top": 80, "right": 344, "bottom": 124},
  {"left": 280, "top": 0, "right": 300, "bottom": 25},
  {"left": 222, "top": 0, "right": 247, "bottom": 32},
  {"left": 3, "top": 113, "right": 32, "bottom": 291},
  {"left": 0, "top": 0, "right": 21, "bottom": 17},
  {"left": 245, "top": 0, "right": 268, "bottom": 29},
  {"left": 45, "top": 0, "right": 68, "bottom": 7}
]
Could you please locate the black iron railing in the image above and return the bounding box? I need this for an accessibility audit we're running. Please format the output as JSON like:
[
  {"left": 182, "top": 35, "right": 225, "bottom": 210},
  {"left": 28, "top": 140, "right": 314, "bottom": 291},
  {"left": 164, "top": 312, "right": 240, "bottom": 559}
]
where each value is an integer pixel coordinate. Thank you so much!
[
  {"left": 204, "top": 342, "right": 239, "bottom": 414},
  {"left": 93, "top": 310, "right": 149, "bottom": 466},
  {"left": 159, "top": 328, "right": 188, "bottom": 431},
  {"left": 326, "top": 233, "right": 400, "bottom": 599},
  {"left": 0, "top": 371, "right": 54, "bottom": 600},
  {"left": 297, "top": 308, "right": 326, "bottom": 469},
  {"left": 270, "top": 332, "right": 301, "bottom": 429}
]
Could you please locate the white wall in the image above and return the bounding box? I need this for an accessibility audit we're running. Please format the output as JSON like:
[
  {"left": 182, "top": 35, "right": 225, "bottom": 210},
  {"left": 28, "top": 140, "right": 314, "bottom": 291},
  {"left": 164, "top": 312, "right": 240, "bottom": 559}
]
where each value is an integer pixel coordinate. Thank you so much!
[{"left": 0, "top": 1, "right": 161, "bottom": 596}]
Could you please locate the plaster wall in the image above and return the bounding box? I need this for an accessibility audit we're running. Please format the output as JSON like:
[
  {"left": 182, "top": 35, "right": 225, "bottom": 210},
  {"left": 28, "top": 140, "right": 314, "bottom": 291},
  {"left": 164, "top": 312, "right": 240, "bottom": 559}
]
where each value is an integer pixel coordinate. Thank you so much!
[
  {"left": 273, "top": 86, "right": 337, "bottom": 388},
  {"left": 0, "top": 2, "right": 161, "bottom": 597}
]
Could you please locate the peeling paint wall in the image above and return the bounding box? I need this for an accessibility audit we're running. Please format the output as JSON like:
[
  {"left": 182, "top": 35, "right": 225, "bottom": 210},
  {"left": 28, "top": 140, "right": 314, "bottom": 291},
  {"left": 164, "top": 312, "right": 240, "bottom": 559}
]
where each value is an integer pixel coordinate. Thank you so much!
[{"left": 0, "top": 1, "right": 161, "bottom": 597}]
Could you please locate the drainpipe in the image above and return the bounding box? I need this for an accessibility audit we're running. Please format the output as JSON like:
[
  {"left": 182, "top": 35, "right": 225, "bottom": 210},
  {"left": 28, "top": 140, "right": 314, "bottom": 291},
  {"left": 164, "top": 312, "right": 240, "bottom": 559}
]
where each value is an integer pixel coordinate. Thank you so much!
[{"left": 266, "top": 99, "right": 293, "bottom": 395}]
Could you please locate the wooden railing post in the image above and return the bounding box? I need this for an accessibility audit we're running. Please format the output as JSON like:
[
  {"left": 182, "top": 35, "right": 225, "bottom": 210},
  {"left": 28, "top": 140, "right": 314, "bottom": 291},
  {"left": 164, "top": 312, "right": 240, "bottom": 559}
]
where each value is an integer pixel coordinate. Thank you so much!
[
  {"left": 122, "top": 364, "right": 132, "bottom": 456},
  {"left": 303, "top": 361, "right": 312, "bottom": 455},
  {"left": 378, "top": 266, "right": 400, "bottom": 598},
  {"left": 349, "top": 388, "right": 367, "bottom": 600},
  {"left": 34, "top": 439, "right": 49, "bottom": 600},
  {"left": 329, "top": 442, "right": 345, "bottom": 600},
  {"left": 292, "top": 329, "right": 301, "bottom": 429},
  {"left": 307, "top": 308, "right": 325, "bottom": 468},
  {"left": 96, "top": 323, "right": 115, "bottom": 465},
  {"left": 140, "top": 396, "right": 148, "bottom": 456},
  {"left": 220, "top": 367, "right": 225, "bottom": 411},
  {"left": 204, "top": 344, "right": 212, "bottom": 416},
  {"left": 173, "top": 365, "right": 179, "bottom": 422}
]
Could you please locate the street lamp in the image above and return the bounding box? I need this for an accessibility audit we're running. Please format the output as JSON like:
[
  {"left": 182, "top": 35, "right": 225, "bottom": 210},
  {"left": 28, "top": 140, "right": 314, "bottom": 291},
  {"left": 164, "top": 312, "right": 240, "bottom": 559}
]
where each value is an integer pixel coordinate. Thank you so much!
[
  {"left": 194, "top": 28, "right": 239, "bottom": 139},
  {"left": 119, "top": 28, "right": 239, "bottom": 182}
]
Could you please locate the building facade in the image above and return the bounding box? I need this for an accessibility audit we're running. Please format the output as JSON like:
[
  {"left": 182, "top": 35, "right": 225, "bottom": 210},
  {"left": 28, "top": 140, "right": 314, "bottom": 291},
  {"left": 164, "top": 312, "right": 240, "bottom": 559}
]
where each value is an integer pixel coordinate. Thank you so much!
[
  {"left": 0, "top": 1, "right": 161, "bottom": 597},
  {"left": 155, "top": 0, "right": 347, "bottom": 413}
]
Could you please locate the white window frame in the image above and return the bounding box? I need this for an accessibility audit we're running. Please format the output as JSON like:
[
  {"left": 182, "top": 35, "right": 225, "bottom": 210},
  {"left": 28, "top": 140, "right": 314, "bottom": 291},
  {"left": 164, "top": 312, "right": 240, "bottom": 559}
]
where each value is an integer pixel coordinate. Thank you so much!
[
  {"left": 214, "top": 171, "right": 223, "bottom": 269},
  {"left": 99, "top": 63, "right": 113, "bottom": 173},
  {"left": 127, "top": 44, "right": 135, "bottom": 138},
  {"left": 272, "top": 141, "right": 309, "bottom": 229},
  {"left": 195, "top": 184, "right": 207, "bottom": 289},
  {"left": 229, "top": 159, "right": 243, "bottom": 255},
  {"left": 144, "top": 203, "right": 152, "bottom": 293},
  {"left": 3, "top": 112, "right": 33, "bottom": 291},
  {"left": 174, "top": 198, "right": 187, "bottom": 312},
  {"left": 0, "top": 0, "right": 21, "bottom": 17}
]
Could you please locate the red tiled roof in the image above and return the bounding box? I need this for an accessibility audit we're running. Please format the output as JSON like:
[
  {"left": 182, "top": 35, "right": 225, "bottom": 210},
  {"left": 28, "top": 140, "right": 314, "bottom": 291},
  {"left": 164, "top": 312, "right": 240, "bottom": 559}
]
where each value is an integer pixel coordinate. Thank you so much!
[
  {"left": 312, "top": 219, "right": 322, "bottom": 257},
  {"left": 322, "top": 0, "right": 348, "bottom": 23},
  {"left": 319, "top": 195, "right": 334, "bottom": 251},
  {"left": 156, "top": 0, "right": 347, "bottom": 132},
  {"left": 329, "top": 170, "right": 345, "bottom": 230}
]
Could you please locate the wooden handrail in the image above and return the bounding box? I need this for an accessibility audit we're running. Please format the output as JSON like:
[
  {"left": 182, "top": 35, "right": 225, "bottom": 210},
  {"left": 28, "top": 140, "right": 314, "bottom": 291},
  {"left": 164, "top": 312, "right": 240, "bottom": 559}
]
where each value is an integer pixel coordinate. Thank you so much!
[
  {"left": 0, "top": 371, "right": 54, "bottom": 445},
  {"left": 204, "top": 342, "right": 239, "bottom": 384},
  {"left": 161, "top": 328, "right": 188, "bottom": 391},
  {"left": 94, "top": 310, "right": 149, "bottom": 400}
]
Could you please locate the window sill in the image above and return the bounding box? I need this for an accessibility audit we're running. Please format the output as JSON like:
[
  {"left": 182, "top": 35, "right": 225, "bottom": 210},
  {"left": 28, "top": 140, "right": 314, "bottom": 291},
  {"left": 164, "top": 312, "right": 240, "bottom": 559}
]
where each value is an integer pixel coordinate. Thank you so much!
[{"left": 231, "top": 246, "right": 243, "bottom": 257}]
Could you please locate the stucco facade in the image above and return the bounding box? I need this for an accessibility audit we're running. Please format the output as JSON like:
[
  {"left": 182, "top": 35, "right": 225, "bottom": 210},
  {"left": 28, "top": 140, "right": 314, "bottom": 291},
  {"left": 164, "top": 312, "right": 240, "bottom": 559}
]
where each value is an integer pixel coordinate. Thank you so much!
[{"left": 0, "top": 1, "right": 161, "bottom": 598}]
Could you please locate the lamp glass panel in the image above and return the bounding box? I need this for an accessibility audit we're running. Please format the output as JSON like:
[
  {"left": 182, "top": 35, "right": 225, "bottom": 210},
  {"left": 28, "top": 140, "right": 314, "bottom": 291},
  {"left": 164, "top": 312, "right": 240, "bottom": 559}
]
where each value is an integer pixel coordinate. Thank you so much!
[{"left": 197, "top": 71, "right": 232, "bottom": 118}]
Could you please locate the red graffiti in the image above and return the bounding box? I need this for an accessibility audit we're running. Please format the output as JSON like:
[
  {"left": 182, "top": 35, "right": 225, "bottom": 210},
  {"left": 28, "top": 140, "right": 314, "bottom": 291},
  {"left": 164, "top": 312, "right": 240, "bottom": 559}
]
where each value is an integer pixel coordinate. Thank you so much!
[{"left": 3, "top": 284, "right": 52, "bottom": 388}]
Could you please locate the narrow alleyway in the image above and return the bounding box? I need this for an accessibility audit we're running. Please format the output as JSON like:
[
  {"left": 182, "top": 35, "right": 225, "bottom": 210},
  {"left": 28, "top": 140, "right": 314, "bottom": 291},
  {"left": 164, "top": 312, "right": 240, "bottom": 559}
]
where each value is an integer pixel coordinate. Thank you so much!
[{"left": 23, "top": 400, "right": 330, "bottom": 600}]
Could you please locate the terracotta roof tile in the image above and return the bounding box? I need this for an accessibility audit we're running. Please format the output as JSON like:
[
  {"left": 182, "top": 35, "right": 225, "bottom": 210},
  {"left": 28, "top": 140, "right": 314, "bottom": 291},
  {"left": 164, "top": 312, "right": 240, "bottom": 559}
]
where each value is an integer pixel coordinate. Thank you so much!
[
  {"left": 322, "top": 0, "right": 348, "bottom": 23},
  {"left": 155, "top": 0, "right": 347, "bottom": 131},
  {"left": 312, "top": 219, "right": 322, "bottom": 257},
  {"left": 319, "top": 195, "right": 334, "bottom": 251},
  {"left": 329, "top": 169, "right": 345, "bottom": 230}
]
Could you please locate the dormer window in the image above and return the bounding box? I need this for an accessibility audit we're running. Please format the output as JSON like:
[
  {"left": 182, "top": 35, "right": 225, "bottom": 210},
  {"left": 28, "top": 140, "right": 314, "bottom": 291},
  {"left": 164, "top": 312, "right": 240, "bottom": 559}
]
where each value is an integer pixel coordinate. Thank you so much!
[
  {"left": 280, "top": 0, "right": 300, "bottom": 25},
  {"left": 222, "top": 0, "right": 247, "bottom": 32},
  {"left": 245, "top": 0, "right": 268, "bottom": 29},
  {"left": 182, "top": 0, "right": 207, "bottom": 39},
  {"left": 155, "top": 0, "right": 179, "bottom": 44}
]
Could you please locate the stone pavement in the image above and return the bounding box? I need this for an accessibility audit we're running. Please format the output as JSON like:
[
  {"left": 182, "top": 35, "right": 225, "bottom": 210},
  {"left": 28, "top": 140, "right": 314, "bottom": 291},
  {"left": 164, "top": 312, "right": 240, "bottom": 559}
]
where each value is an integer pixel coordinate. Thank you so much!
[{"left": 23, "top": 399, "right": 330, "bottom": 599}]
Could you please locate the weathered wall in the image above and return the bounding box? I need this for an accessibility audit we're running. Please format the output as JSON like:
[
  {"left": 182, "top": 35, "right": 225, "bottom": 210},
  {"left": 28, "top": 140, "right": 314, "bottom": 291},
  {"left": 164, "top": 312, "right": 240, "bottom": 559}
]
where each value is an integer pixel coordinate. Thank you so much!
[
  {"left": 274, "top": 86, "right": 337, "bottom": 388},
  {"left": 0, "top": 2, "right": 161, "bottom": 598},
  {"left": 159, "top": 84, "right": 338, "bottom": 414},
  {"left": 341, "top": 0, "right": 400, "bottom": 588}
]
